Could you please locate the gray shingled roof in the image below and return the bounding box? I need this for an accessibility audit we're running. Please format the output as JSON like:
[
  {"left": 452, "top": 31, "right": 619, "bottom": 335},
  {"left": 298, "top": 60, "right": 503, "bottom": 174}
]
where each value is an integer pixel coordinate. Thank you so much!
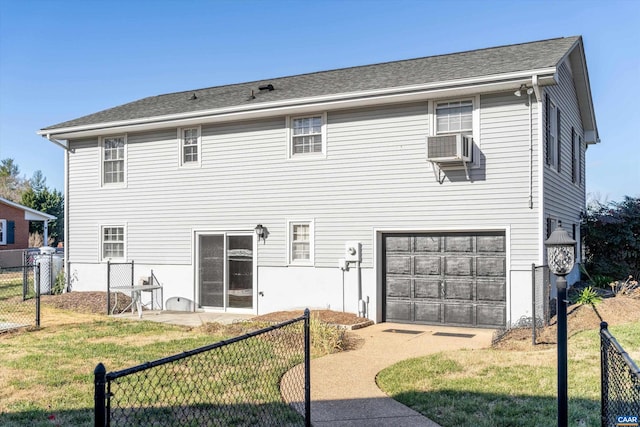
[{"left": 42, "top": 36, "right": 580, "bottom": 131}]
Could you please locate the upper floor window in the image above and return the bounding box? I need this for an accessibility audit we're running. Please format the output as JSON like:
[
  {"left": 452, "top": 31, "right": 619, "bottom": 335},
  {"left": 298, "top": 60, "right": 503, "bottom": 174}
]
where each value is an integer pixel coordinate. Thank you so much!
[
  {"left": 179, "top": 126, "right": 201, "bottom": 166},
  {"left": 436, "top": 100, "right": 473, "bottom": 134},
  {"left": 571, "top": 129, "right": 583, "bottom": 185},
  {"left": 102, "top": 135, "right": 126, "bottom": 185},
  {"left": 289, "top": 114, "right": 326, "bottom": 157},
  {"left": 102, "top": 226, "right": 125, "bottom": 260},
  {"left": 546, "top": 97, "right": 560, "bottom": 171},
  {"left": 288, "top": 220, "right": 314, "bottom": 265}
]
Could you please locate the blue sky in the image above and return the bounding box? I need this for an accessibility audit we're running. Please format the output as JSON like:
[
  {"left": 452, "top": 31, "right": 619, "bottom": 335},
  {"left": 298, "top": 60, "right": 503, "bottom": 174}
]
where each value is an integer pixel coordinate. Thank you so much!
[{"left": 1, "top": 0, "right": 638, "bottom": 202}]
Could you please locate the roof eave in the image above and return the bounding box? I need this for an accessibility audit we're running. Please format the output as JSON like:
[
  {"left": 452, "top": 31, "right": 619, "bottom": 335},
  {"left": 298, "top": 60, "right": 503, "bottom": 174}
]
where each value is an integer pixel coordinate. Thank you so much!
[{"left": 39, "top": 67, "right": 557, "bottom": 140}]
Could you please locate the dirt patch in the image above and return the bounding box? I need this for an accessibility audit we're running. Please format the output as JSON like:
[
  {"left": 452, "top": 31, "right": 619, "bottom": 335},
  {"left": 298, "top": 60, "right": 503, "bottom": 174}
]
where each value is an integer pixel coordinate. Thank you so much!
[
  {"left": 252, "top": 309, "right": 370, "bottom": 326},
  {"left": 494, "top": 295, "right": 640, "bottom": 351},
  {"left": 39, "top": 291, "right": 133, "bottom": 314}
]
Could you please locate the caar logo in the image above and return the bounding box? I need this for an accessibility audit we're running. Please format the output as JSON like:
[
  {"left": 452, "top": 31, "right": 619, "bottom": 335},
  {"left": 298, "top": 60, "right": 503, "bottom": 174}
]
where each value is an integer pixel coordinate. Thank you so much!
[{"left": 617, "top": 415, "right": 639, "bottom": 427}]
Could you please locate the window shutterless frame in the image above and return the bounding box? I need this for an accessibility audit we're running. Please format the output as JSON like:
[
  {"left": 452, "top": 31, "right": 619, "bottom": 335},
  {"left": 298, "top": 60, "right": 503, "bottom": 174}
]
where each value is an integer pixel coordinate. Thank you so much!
[
  {"left": 286, "top": 113, "right": 327, "bottom": 158},
  {"left": 178, "top": 126, "right": 201, "bottom": 167},
  {"left": 0, "top": 219, "right": 6, "bottom": 245},
  {"left": 287, "top": 220, "right": 314, "bottom": 265},
  {"left": 101, "top": 225, "right": 126, "bottom": 261},
  {"left": 100, "top": 135, "right": 127, "bottom": 187},
  {"left": 435, "top": 99, "right": 473, "bottom": 134}
]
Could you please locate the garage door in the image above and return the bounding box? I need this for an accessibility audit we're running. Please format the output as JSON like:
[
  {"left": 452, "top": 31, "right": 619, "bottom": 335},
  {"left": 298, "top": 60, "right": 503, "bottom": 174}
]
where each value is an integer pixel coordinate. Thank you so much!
[{"left": 383, "top": 231, "right": 506, "bottom": 327}]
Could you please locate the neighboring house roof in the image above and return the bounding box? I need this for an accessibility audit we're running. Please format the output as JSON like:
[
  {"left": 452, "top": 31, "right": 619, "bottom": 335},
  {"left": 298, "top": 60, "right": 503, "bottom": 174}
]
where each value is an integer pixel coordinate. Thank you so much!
[
  {"left": 39, "top": 36, "right": 598, "bottom": 143},
  {"left": 0, "top": 197, "right": 56, "bottom": 221}
]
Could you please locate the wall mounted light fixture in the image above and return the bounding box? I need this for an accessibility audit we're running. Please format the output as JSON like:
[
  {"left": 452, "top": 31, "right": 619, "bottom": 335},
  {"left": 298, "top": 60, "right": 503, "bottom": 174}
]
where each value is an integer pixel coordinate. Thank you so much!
[{"left": 254, "top": 224, "right": 266, "bottom": 243}]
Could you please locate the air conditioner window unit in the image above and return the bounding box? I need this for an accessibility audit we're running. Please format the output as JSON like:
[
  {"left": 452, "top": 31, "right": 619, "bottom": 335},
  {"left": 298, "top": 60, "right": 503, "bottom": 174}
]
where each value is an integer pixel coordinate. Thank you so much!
[{"left": 427, "top": 133, "right": 473, "bottom": 162}]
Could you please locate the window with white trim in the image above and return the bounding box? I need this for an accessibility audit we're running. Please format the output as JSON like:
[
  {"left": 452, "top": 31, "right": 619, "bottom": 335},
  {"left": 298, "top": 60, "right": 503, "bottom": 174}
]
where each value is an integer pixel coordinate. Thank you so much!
[
  {"left": 179, "top": 126, "right": 201, "bottom": 166},
  {"left": 0, "top": 219, "right": 6, "bottom": 245},
  {"left": 102, "top": 135, "right": 126, "bottom": 185},
  {"left": 546, "top": 98, "right": 560, "bottom": 170},
  {"left": 102, "top": 226, "right": 125, "bottom": 260},
  {"left": 436, "top": 100, "right": 473, "bottom": 134},
  {"left": 289, "top": 221, "right": 313, "bottom": 264},
  {"left": 289, "top": 114, "right": 326, "bottom": 156}
]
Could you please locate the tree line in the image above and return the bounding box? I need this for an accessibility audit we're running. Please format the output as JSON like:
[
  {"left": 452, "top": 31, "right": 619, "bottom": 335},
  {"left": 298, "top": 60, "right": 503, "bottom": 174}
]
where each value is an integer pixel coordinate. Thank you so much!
[{"left": 0, "top": 158, "right": 64, "bottom": 246}]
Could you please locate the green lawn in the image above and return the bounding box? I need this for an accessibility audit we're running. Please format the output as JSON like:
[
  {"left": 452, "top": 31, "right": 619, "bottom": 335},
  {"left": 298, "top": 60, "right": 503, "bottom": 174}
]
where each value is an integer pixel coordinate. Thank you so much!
[
  {"left": 377, "top": 322, "right": 640, "bottom": 427},
  {"left": 0, "top": 313, "right": 309, "bottom": 427}
]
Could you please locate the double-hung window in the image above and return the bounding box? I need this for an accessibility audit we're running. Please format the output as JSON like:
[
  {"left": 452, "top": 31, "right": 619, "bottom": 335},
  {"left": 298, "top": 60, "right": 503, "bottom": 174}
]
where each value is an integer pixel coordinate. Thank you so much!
[
  {"left": 289, "top": 114, "right": 326, "bottom": 156},
  {"left": 289, "top": 221, "right": 313, "bottom": 265},
  {"left": 546, "top": 97, "right": 560, "bottom": 170},
  {"left": 179, "top": 127, "right": 201, "bottom": 166},
  {"left": 102, "top": 136, "right": 126, "bottom": 185},
  {"left": 571, "top": 128, "right": 581, "bottom": 185},
  {"left": 435, "top": 100, "right": 473, "bottom": 134},
  {"left": 0, "top": 219, "right": 6, "bottom": 245},
  {"left": 102, "top": 226, "right": 125, "bottom": 260}
]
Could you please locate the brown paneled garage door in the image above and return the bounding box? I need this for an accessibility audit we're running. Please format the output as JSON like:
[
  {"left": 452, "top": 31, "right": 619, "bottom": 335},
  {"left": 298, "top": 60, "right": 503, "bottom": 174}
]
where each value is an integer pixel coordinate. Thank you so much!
[{"left": 383, "top": 231, "right": 506, "bottom": 327}]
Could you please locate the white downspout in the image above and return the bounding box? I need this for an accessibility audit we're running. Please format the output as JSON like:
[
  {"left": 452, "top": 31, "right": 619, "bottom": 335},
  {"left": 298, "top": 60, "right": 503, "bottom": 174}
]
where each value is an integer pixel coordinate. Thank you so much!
[
  {"left": 532, "top": 76, "right": 545, "bottom": 265},
  {"left": 44, "top": 135, "right": 70, "bottom": 289}
]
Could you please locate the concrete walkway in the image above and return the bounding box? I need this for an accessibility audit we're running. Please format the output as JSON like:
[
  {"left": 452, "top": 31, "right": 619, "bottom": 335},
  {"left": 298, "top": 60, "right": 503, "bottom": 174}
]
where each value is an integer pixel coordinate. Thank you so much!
[
  {"left": 310, "top": 322, "right": 494, "bottom": 426},
  {"left": 114, "top": 311, "right": 494, "bottom": 426}
]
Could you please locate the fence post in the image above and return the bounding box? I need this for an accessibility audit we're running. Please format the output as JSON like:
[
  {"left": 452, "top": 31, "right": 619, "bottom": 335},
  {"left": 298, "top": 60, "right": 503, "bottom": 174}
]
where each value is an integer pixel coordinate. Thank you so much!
[
  {"left": 106, "top": 261, "right": 111, "bottom": 315},
  {"left": 600, "top": 321, "right": 608, "bottom": 427},
  {"left": 94, "top": 363, "right": 107, "bottom": 427},
  {"left": 531, "top": 263, "right": 536, "bottom": 346},
  {"left": 304, "top": 308, "right": 311, "bottom": 427},
  {"left": 35, "top": 264, "right": 40, "bottom": 328}
]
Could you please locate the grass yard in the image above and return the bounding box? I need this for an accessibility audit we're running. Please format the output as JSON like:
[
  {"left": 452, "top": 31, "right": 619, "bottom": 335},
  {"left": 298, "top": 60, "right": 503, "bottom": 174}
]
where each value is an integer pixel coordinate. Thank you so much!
[
  {"left": 377, "top": 320, "right": 640, "bottom": 427},
  {"left": 0, "top": 305, "right": 316, "bottom": 427}
]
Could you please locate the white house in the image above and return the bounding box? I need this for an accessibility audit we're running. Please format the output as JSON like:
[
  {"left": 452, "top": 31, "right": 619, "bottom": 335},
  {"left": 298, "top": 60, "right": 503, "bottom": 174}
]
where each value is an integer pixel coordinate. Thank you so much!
[{"left": 39, "top": 36, "right": 598, "bottom": 328}]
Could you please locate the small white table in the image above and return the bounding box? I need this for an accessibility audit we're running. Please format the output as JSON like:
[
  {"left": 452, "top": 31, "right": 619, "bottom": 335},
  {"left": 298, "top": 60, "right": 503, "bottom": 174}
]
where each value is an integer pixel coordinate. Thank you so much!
[{"left": 110, "top": 285, "right": 163, "bottom": 318}]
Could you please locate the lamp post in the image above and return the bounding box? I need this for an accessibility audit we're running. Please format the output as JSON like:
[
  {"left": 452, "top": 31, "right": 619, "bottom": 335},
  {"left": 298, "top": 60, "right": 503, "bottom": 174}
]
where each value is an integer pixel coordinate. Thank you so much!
[{"left": 544, "top": 222, "right": 576, "bottom": 427}]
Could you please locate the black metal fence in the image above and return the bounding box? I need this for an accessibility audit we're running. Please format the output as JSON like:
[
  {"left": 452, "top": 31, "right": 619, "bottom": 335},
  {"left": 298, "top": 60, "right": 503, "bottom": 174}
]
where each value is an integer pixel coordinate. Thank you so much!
[
  {"left": 0, "top": 263, "right": 40, "bottom": 332},
  {"left": 94, "top": 309, "right": 311, "bottom": 426},
  {"left": 600, "top": 321, "right": 640, "bottom": 427}
]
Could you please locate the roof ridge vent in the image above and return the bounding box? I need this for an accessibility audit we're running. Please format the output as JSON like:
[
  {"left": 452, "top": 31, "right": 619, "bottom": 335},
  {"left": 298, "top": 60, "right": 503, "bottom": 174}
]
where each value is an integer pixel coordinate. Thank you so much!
[{"left": 258, "top": 84, "right": 275, "bottom": 91}]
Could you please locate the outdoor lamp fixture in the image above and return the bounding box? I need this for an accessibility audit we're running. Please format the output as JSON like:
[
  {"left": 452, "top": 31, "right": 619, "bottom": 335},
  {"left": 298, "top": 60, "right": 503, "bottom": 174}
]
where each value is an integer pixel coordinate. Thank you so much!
[
  {"left": 544, "top": 222, "right": 576, "bottom": 427},
  {"left": 514, "top": 84, "right": 534, "bottom": 97},
  {"left": 254, "top": 224, "right": 266, "bottom": 243}
]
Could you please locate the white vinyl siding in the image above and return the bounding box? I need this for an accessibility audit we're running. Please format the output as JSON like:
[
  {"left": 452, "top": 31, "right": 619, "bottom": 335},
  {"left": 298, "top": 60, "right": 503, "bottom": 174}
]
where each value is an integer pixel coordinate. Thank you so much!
[
  {"left": 179, "top": 126, "right": 201, "bottom": 166},
  {"left": 543, "top": 61, "right": 586, "bottom": 262},
  {"left": 67, "top": 99, "right": 540, "bottom": 271},
  {"left": 101, "top": 226, "right": 125, "bottom": 260},
  {"left": 102, "top": 135, "right": 126, "bottom": 186}
]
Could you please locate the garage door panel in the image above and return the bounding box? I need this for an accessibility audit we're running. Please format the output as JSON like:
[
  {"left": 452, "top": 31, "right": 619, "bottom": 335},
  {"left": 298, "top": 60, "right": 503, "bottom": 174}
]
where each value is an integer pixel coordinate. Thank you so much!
[
  {"left": 477, "top": 257, "right": 506, "bottom": 277},
  {"left": 415, "top": 303, "right": 441, "bottom": 323},
  {"left": 444, "top": 304, "right": 473, "bottom": 325},
  {"left": 384, "top": 232, "right": 506, "bottom": 328},
  {"left": 477, "top": 305, "right": 505, "bottom": 327},
  {"left": 415, "top": 256, "right": 441, "bottom": 275},
  {"left": 445, "top": 280, "right": 473, "bottom": 300},
  {"left": 386, "top": 301, "right": 412, "bottom": 321},
  {"left": 386, "top": 278, "right": 411, "bottom": 298},
  {"left": 415, "top": 279, "right": 441, "bottom": 299},
  {"left": 445, "top": 235, "right": 473, "bottom": 252},
  {"left": 386, "top": 256, "right": 411, "bottom": 275},
  {"left": 477, "top": 279, "right": 506, "bottom": 302},
  {"left": 477, "top": 235, "right": 506, "bottom": 252},
  {"left": 415, "top": 236, "right": 440, "bottom": 252},
  {"left": 445, "top": 257, "right": 473, "bottom": 276},
  {"left": 386, "top": 236, "right": 411, "bottom": 252}
]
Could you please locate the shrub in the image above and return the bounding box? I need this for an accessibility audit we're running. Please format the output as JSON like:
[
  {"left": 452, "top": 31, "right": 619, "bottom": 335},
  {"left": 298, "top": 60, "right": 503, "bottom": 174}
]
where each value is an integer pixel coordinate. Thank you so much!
[
  {"left": 572, "top": 286, "right": 603, "bottom": 306},
  {"left": 609, "top": 275, "right": 639, "bottom": 297}
]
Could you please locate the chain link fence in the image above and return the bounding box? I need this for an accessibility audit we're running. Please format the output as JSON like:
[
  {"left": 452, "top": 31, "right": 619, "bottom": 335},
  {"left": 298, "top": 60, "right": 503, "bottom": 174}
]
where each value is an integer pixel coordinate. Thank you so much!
[
  {"left": 0, "top": 263, "right": 40, "bottom": 332},
  {"left": 600, "top": 321, "right": 640, "bottom": 427},
  {"left": 94, "top": 310, "right": 311, "bottom": 427},
  {"left": 106, "top": 261, "right": 134, "bottom": 315}
]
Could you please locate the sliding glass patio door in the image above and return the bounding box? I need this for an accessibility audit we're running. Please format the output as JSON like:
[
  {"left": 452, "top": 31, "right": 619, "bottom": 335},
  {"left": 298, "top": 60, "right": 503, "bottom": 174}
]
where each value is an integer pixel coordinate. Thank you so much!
[{"left": 198, "top": 234, "right": 253, "bottom": 310}]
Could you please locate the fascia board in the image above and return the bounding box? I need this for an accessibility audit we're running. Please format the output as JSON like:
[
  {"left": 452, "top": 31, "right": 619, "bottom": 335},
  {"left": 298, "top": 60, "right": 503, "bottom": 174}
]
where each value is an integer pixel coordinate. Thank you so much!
[{"left": 40, "top": 68, "right": 557, "bottom": 140}]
